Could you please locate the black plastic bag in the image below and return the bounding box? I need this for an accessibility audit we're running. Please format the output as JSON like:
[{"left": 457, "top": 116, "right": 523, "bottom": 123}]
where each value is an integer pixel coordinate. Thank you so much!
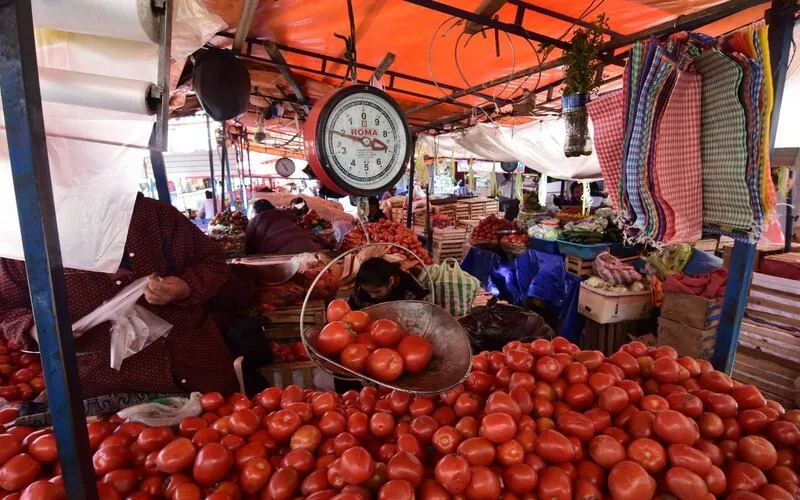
[
  {"left": 192, "top": 49, "right": 251, "bottom": 121},
  {"left": 459, "top": 298, "right": 554, "bottom": 353}
]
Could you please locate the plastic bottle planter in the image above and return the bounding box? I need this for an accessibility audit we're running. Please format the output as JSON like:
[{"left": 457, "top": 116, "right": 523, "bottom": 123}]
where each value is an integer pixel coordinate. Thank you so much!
[{"left": 562, "top": 93, "right": 593, "bottom": 157}]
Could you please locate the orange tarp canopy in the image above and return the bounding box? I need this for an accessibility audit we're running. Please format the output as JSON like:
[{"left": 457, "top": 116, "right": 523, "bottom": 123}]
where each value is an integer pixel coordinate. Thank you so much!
[{"left": 198, "top": 0, "right": 769, "bottom": 131}]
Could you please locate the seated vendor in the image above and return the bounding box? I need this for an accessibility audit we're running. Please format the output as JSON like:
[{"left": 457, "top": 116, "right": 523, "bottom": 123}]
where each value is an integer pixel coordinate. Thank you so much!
[
  {"left": 246, "top": 199, "right": 322, "bottom": 255},
  {"left": 0, "top": 193, "right": 238, "bottom": 399},
  {"left": 367, "top": 196, "right": 388, "bottom": 223},
  {"left": 349, "top": 257, "right": 428, "bottom": 310}
]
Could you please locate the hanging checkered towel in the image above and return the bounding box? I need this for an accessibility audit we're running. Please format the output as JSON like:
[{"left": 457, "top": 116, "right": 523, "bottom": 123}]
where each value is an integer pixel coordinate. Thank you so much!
[
  {"left": 694, "top": 49, "right": 752, "bottom": 235},
  {"left": 587, "top": 91, "right": 624, "bottom": 211},
  {"left": 652, "top": 69, "right": 703, "bottom": 243}
]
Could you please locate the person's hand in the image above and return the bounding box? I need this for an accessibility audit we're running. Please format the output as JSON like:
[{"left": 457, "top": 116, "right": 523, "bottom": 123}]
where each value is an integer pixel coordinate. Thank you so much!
[{"left": 144, "top": 275, "right": 191, "bottom": 305}]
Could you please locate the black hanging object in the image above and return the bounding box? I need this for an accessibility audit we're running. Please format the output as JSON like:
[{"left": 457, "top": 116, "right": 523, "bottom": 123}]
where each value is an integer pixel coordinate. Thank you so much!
[
  {"left": 500, "top": 161, "right": 518, "bottom": 173},
  {"left": 192, "top": 49, "right": 251, "bottom": 121}
]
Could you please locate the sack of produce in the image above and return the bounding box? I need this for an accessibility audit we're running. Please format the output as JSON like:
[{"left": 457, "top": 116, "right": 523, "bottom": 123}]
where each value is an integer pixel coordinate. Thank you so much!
[
  {"left": 593, "top": 251, "right": 643, "bottom": 286},
  {"left": 458, "top": 299, "right": 554, "bottom": 353},
  {"left": 419, "top": 259, "right": 480, "bottom": 317}
]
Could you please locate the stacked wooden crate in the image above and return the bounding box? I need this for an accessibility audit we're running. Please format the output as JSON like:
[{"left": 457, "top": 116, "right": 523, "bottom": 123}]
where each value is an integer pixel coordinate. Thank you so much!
[
  {"left": 564, "top": 256, "right": 593, "bottom": 277},
  {"left": 657, "top": 293, "right": 720, "bottom": 359},
  {"left": 260, "top": 301, "right": 326, "bottom": 388},
  {"left": 732, "top": 272, "right": 800, "bottom": 408},
  {"left": 431, "top": 227, "right": 468, "bottom": 263}
]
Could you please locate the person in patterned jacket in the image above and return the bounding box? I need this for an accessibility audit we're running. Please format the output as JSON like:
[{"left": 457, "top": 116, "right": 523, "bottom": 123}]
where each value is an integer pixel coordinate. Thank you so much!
[{"left": 0, "top": 193, "right": 238, "bottom": 399}]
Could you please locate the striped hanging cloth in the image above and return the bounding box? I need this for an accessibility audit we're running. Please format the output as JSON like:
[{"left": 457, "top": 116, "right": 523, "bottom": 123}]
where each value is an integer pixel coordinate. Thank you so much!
[
  {"left": 694, "top": 49, "right": 752, "bottom": 237},
  {"left": 652, "top": 68, "right": 703, "bottom": 243},
  {"left": 755, "top": 24, "right": 777, "bottom": 220},
  {"left": 586, "top": 90, "right": 624, "bottom": 211}
]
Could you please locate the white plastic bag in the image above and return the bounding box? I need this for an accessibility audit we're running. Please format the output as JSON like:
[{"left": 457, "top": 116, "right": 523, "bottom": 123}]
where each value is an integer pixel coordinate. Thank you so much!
[
  {"left": 116, "top": 392, "right": 202, "bottom": 426},
  {"left": 72, "top": 277, "right": 172, "bottom": 370}
]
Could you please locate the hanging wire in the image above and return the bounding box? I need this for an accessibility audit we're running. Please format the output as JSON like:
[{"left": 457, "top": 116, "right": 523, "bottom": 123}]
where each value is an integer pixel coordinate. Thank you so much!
[{"left": 454, "top": 28, "right": 516, "bottom": 102}]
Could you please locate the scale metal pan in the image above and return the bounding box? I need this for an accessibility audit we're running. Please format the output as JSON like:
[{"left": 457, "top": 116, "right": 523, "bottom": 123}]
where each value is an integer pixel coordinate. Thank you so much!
[{"left": 303, "top": 300, "right": 472, "bottom": 395}]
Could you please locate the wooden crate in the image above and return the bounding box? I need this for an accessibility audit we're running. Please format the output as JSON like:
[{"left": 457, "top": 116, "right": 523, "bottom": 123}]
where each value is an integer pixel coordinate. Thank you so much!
[
  {"left": 565, "top": 256, "right": 594, "bottom": 277},
  {"left": 390, "top": 207, "right": 406, "bottom": 223},
  {"left": 582, "top": 320, "right": 641, "bottom": 356},
  {"left": 261, "top": 361, "right": 316, "bottom": 388},
  {"left": 657, "top": 317, "right": 716, "bottom": 359},
  {"left": 721, "top": 241, "right": 800, "bottom": 271},
  {"left": 660, "top": 293, "right": 721, "bottom": 330},
  {"left": 263, "top": 301, "right": 326, "bottom": 339},
  {"left": 485, "top": 200, "right": 500, "bottom": 215},
  {"left": 694, "top": 238, "right": 719, "bottom": 253},
  {"left": 733, "top": 349, "right": 797, "bottom": 409},
  {"left": 731, "top": 272, "right": 800, "bottom": 408}
]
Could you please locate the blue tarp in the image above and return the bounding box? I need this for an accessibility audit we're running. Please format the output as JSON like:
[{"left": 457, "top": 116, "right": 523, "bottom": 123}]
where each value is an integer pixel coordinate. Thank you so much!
[{"left": 461, "top": 247, "right": 584, "bottom": 343}]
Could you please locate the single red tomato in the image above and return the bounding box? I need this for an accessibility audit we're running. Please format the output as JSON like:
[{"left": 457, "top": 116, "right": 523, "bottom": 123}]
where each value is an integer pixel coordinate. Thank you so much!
[
  {"left": 340, "top": 344, "right": 370, "bottom": 373},
  {"left": 726, "top": 461, "right": 767, "bottom": 494},
  {"left": 369, "top": 319, "right": 405, "bottom": 347},
  {"left": 327, "top": 299, "right": 351, "bottom": 322},
  {"left": 200, "top": 392, "right": 225, "bottom": 413},
  {"left": 155, "top": 438, "right": 196, "bottom": 474},
  {"left": 339, "top": 447, "right": 375, "bottom": 485},
  {"left": 626, "top": 438, "right": 666, "bottom": 474},
  {"left": 136, "top": 427, "right": 173, "bottom": 454},
  {"left": 290, "top": 425, "right": 322, "bottom": 452},
  {"left": 387, "top": 451, "right": 424, "bottom": 487},
  {"left": 466, "top": 465, "right": 501, "bottom": 500},
  {"left": 267, "top": 466, "right": 300, "bottom": 500},
  {"left": 737, "top": 435, "right": 777, "bottom": 471},
  {"left": 396, "top": 336, "right": 433, "bottom": 373},
  {"left": 457, "top": 437, "right": 496, "bottom": 466},
  {"left": 607, "top": 460, "right": 656, "bottom": 500},
  {"left": 239, "top": 457, "right": 272, "bottom": 495},
  {"left": 536, "top": 430, "right": 574, "bottom": 463},
  {"left": 434, "top": 454, "right": 471, "bottom": 494},
  {"left": 537, "top": 466, "right": 572, "bottom": 500},
  {"left": 667, "top": 444, "right": 712, "bottom": 476},
  {"left": 317, "top": 321, "right": 355, "bottom": 357},
  {"left": 588, "top": 435, "right": 626, "bottom": 470},
  {"left": 267, "top": 409, "right": 302, "bottom": 442},
  {"left": 343, "top": 311, "right": 371, "bottom": 333},
  {"left": 93, "top": 445, "right": 130, "bottom": 475},
  {"left": 480, "top": 412, "right": 517, "bottom": 444},
  {"left": 666, "top": 466, "right": 708, "bottom": 500},
  {"left": 653, "top": 410, "right": 697, "bottom": 445},
  {"left": 0, "top": 454, "right": 40, "bottom": 492},
  {"left": 366, "top": 349, "right": 404, "bottom": 382},
  {"left": 20, "top": 480, "right": 64, "bottom": 500},
  {"left": 377, "top": 479, "right": 415, "bottom": 500}
]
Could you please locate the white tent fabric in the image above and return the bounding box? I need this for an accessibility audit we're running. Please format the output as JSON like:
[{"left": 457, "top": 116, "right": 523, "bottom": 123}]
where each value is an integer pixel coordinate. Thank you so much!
[
  {"left": 418, "top": 118, "right": 602, "bottom": 180},
  {"left": 773, "top": 24, "right": 800, "bottom": 149},
  {"left": 0, "top": 0, "right": 225, "bottom": 272}
]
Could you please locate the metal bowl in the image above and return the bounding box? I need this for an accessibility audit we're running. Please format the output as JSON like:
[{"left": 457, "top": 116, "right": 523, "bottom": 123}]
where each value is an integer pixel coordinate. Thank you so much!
[
  {"left": 229, "top": 259, "right": 300, "bottom": 285},
  {"left": 303, "top": 300, "right": 472, "bottom": 395}
]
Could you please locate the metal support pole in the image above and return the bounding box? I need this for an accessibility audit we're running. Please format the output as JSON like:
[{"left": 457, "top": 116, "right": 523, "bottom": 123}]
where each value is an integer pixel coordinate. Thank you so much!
[
  {"left": 766, "top": 0, "right": 798, "bottom": 250},
  {"left": 206, "top": 115, "right": 217, "bottom": 217},
  {"left": 220, "top": 123, "right": 227, "bottom": 211},
  {"left": 406, "top": 137, "right": 416, "bottom": 228},
  {"left": 149, "top": 125, "right": 171, "bottom": 202},
  {"left": 713, "top": 0, "right": 796, "bottom": 373},
  {"left": 0, "top": 2, "right": 96, "bottom": 498}
]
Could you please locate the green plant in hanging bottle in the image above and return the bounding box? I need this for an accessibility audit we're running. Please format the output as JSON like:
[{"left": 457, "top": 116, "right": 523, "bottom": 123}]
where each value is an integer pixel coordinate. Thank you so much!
[{"left": 562, "top": 14, "right": 609, "bottom": 96}]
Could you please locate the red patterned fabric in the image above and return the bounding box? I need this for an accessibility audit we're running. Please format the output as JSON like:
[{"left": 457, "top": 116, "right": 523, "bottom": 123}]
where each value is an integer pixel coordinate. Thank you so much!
[
  {"left": 587, "top": 91, "right": 624, "bottom": 211},
  {"left": 653, "top": 69, "right": 703, "bottom": 243},
  {"left": 0, "top": 195, "right": 237, "bottom": 398}
]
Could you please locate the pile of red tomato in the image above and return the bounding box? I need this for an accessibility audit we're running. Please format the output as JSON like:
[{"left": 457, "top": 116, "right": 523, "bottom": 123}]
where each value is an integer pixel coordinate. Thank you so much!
[
  {"left": 0, "top": 338, "right": 799, "bottom": 499},
  {"left": 317, "top": 300, "right": 433, "bottom": 382},
  {"left": 340, "top": 221, "right": 433, "bottom": 265},
  {"left": 0, "top": 339, "right": 44, "bottom": 403},
  {"left": 469, "top": 215, "right": 519, "bottom": 246}
]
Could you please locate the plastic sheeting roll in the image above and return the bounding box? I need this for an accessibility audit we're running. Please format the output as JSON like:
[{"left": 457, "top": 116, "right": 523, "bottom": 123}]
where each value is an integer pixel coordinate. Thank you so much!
[
  {"left": 38, "top": 67, "right": 157, "bottom": 115},
  {"left": 32, "top": 0, "right": 159, "bottom": 44}
]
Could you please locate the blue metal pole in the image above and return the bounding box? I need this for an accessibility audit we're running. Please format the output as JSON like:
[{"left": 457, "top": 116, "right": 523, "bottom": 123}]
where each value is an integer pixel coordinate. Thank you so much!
[
  {"left": 712, "top": 241, "right": 757, "bottom": 373},
  {"left": 0, "top": 2, "right": 97, "bottom": 498},
  {"left": 712, "top": 0, "right": 796, "bottom": 374}
]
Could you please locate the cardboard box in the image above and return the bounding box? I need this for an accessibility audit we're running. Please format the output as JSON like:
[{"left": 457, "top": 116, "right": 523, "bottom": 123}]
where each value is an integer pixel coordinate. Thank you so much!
[
  {"left": 657, "top": 316, "right": 716, "bottom": 359},
  {"left": 661, "top": 293, "right": 721, "bottom": 330},
  {"left": 578, "top": 283, "right": 653, "bottom": 324}
]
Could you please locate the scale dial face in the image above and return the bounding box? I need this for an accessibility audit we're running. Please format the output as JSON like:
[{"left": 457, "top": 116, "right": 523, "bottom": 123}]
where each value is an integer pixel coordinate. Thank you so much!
[
  {"left": 276, "top": 157, "right": 295, "bottom": 177},
  {"left": 307, "top": 85, "right": 411, "bottom": 197}
]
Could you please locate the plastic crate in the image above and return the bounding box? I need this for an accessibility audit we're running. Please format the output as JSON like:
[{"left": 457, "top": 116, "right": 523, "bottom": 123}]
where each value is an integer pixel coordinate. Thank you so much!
[
  {"left": 530, "top": 237, "right": 559, "bottom": 254},
  {"left": 556, "top": 240, "right": 611, "bottom": 260}
]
